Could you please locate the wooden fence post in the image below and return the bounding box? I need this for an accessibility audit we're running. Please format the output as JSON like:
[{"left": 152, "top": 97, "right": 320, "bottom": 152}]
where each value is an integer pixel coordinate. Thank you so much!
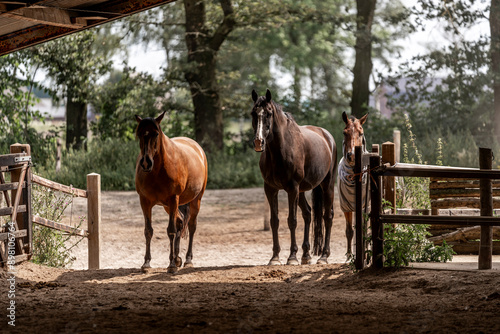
[
  {"left": 354, "top": 146, "right": 364, "bottom": 270},
  {"left": 382, "top": 142, "right": 396, "bottom": 213},
  {"left": 478, "top": 147, "right": 493, "bottom": 270},
  {"left": 370, "top": 155, "right": 383, "bottom": 268},
  {"left": 87, "top": 173, "right": 101, "bottom": 270},
  {"left": 10, "top": 143, "right": 31, "bottom": 252}
]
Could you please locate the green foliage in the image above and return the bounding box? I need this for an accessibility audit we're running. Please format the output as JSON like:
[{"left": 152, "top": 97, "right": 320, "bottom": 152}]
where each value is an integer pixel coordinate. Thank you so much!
[
  {"left": 37, "top": 138, "right": 137, "bottom": 191},
  {"left": 91, "top": 67, "right": 193, "bottom": 141},
  {"left": 383, "top": 223, "right": 455, "bottom": 268},
  {"left": 207, "top": 146, "right": 263, "bottom": 189},
  {"left": 31, "top": 185, "right": 84, "bottom": 268},
  {"left": 31, "top": 30, "right": 112, "bottom": 103}
]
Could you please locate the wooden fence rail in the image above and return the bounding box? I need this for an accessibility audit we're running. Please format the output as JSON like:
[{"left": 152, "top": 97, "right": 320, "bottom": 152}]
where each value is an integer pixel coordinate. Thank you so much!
[{"left": 355, "top": 146, "right": 499, "bottom": 270}]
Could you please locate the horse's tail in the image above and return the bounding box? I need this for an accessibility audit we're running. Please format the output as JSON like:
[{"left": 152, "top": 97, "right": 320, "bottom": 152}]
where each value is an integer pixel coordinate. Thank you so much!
[
  {"left": 312, "top": 185, "right": 324, "bottom": 256},
  {"left": 178, "top": 204, "right": 190, "bottom": 239}
]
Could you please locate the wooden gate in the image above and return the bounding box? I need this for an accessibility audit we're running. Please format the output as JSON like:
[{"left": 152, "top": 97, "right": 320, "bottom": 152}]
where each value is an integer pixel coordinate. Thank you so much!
[
  {"left": 0, "top": 144, "right": 101, "bottom": 269},
  {"left": 0, "top": 144, "right": 32, "bottom": 267}
]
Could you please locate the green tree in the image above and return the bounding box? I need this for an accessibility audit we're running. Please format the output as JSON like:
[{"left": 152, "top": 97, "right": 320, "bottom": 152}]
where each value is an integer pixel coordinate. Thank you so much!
[{"left": 31, "top": 30, "right": 112, "bottom": 150}]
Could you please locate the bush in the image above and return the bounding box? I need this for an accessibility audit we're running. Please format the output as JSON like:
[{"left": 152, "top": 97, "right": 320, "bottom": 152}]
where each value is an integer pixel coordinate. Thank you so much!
[
  {"left": 31, "top": 184, "right": 85, "bottom": 268},
  {"left": 36, "top": 138, "right": 137, "bottom": 191}
]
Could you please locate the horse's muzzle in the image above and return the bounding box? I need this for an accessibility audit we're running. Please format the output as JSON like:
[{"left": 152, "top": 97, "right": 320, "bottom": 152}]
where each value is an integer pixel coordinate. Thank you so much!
[
  {"left": 140, "top": 156, "right": 154, "bottom": 172},
  {"left": 254, "top": 138, "right": 264, "bottom": 152}
]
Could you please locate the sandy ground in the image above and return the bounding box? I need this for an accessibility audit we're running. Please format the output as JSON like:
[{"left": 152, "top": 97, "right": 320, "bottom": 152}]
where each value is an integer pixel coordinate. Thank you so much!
[{"left": 2, "top": 188, "right": 500, "bottom": 333}]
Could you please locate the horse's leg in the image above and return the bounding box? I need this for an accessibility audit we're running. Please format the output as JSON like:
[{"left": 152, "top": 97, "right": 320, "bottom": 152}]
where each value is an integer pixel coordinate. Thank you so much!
[
  {"left": 167, "top": 196, "right": 180, "bottom": 273},
  {"left": 298, "top": 192, "right": 312, "bottom": 265},
  {"left": 185, "top": 196, "right": 202, "bottom": 268},
  {"left": 345, "top": 211, "right": 354, "bottom": 258},
  {"left": 139, "top": 198, "right": 154, "bottom": 271},
  {"left": 265, "top": 184, "right": 281, "bottom": 265},
  {"left": 318, "top": 185, "right": 334, "bottom": 264},
  {"left": 286, "top": 186, "right": 300, "bottom": 266}
]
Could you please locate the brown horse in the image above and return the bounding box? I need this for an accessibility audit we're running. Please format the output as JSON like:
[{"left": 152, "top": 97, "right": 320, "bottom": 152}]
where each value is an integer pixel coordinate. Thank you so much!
[
  {"left": 338, "top": 111, "right": 368, "bottom": 257},
  {"left": 251, "top": 89, "right": 337, "bottom": 265},
  {"left": 135, "top": 111, "right": 208, "bottom": 273}
]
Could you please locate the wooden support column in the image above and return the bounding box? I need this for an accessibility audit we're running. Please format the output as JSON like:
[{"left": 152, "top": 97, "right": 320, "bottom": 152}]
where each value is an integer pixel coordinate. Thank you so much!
[
  {"left": 354, "top": 146, "right": 364, "bottom": 270},
  {"left": 370, "top": 155, "right": 383, "bottom": 268},
  {"left": 87, "top": 173, "right": 101, "bottom": 270},
  {"left": 371, "top": 144, "right": 379, "bottom": 155},
  {"left": 382, "top": 142, "right": 396, "bottom": 213},
  {"left": 478, "top": 147, "right": 493, "bottom": 270}
]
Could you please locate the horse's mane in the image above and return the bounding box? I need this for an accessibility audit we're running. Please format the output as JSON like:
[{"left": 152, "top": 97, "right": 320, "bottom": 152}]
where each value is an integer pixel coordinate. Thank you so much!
[{"left": 255, "top": 96, "right": 296, "bottom": 123}]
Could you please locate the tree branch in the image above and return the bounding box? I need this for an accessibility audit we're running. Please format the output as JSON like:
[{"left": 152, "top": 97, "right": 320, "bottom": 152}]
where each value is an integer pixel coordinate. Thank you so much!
[{"left": 209, "top": 0, "right": 236, "bottom": 52}]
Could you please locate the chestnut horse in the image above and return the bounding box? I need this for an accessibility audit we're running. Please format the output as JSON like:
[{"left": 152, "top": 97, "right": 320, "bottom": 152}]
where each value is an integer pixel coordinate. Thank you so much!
[
  {"left": 251, "top": 89, "right": 337, "bottom": 265},
  {"left": 338, "top": 111, "right": 368, "bottom": 257},
  {"left": 135, "top": 111, "right": 208, "bottom": 273}
]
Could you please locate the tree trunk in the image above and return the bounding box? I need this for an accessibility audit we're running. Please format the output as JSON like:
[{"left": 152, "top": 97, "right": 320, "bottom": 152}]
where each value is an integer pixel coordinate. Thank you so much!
[
  {"left": 350, "top": 0, "right": 376, "bottom": 118},
  {"left": 183, "top": 0, "right": 235, "bottom": 152},
  {"left": 66, "top": 94, "right": 87, "bottom": 150},
  {"left": 491, "top": 0, "right": 500, "bottom": 141}
]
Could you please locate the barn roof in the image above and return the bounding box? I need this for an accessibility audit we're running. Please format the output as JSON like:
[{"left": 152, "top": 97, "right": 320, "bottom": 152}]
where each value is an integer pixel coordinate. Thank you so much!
[{"left": 0, "top": 0, "right": 176, "bottom": 56}]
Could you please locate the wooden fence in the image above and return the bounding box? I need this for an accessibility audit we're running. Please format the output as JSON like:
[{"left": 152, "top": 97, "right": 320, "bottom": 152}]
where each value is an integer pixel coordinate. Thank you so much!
[
  {"left": 355, "top": 146, "right": 499, "bottom": 270},
  {"left": 0, "top": 144, "right": 101, "bottom": 269}
]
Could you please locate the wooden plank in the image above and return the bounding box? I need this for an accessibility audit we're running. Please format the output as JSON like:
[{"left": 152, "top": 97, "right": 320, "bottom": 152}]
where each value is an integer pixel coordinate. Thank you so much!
[
  {"left": 0, "top": 229, "right": 27, "bottom": 241},
  {"left": 446, "top": 241, "right": 500, "bottom": 255},
  {"left": 0, "top": 153, "right": 28, "bottom": 167},
  {"left": 87, "top": 173, "right": 101, "bottom": 269},
  {"left": 33, "top": 215, "right": 87, "bottom": 237},
  {"left": 0, "top": 205, "right": 26, "bottom": 216},
  {"left": 0, "top": 181, "right": 23, "bottom": 192},
  {"left": 430, "top": 188, "right": 500, "bottom": 199},
  {"left": 429, "top": 177, "right": 500, "bottom": 189},
  {"left": 0, "top": 171, "right": 11, "bottom": 207},
  {"left": 431, "top": 198, "right": 500, "bottom": 209},
  {"left": 380, "top": 214, "right": 500, "bottom": 227},
  {"left": 32, "top": 174, "right": 87, "bottom": 198}
]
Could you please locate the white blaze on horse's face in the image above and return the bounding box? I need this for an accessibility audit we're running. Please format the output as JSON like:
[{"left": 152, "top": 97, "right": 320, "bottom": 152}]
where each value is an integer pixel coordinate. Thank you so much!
[{"left": 252, "top": 106, "right": 272, "bottom": 152}]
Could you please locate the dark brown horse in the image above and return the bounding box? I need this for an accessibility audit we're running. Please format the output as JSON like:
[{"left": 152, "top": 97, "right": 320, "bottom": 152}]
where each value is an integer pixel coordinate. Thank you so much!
[
  {"left": 135, "top": 111, "right": 208, "bottom": 273},
  {"left": 338, "top": 111, "right": 368, "bottom": 257},
  {"left": 251, "top": 89, "right": 337, "bottom": 265}
]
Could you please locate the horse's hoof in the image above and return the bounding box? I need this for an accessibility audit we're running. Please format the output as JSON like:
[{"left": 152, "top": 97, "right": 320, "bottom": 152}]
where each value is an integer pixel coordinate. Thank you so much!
[
  {"left": 317, "top": 258, "right": 328, "bottom": 265},
  {"left": 167, "top": 266, "right": 178, "bottom": 274},
  {"left": 141, "top": 265, "right": 152, "bottom": 274},
  {"left": 301, "top": 257, "right": 312, "bottom": 265},
  {"left": 287, "top": 258, "right": 299, "bottom": 266},
  {"left": 268, "top": 259, "right": 282, "bottom": 266},
  {"left": 175, "top": 256, "right": 183, "bottom": 268},
  {"left": 184, "top": 262, "right": 193, "bottom": 268}
]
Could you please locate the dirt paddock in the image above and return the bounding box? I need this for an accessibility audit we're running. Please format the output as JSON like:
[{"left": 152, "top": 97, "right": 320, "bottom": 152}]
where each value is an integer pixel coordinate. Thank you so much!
[{"left": 2, "top": 188, "right": 500, "bottom": 333}]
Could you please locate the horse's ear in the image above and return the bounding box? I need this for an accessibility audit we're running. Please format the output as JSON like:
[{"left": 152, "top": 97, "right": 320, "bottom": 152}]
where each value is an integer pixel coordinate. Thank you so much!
[
  {"left": 252, "top": 89, "right": 258, "bottom": 103},
  {"left": 359, "top": 113, "right": 369, "bottom": 125},
  {"left": 155, "top": 111, "right": 167, "bottom": 124},
  {"left": 135, "top": 115, "right": 142, "bottom": 123},
  {"left": 342, "top": 111, "right": 348, "bottom": 124},
  {"left": 265, "top": 89, "right": 272, "bottom": 102}
]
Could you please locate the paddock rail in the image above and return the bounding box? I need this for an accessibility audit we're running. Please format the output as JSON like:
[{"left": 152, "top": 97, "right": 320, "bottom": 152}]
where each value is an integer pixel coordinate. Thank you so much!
[{"left": 355, "top": 146, "right": 498, "bottom": 270}]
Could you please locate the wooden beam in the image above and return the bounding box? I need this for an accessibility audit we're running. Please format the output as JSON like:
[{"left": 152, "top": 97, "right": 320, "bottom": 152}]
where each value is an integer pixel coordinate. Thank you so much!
[
  {"left": 0, "top": 205, "right": 26, "bottom": 217},
  {"left": 0, "top": 229, "right": 27, "bottom": 241},
  {"left": 3, "top": 7, "right": 85, "bottom": 29},
  {"left": 380, "top": 214, "right": 500, "bottom": 227}
]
